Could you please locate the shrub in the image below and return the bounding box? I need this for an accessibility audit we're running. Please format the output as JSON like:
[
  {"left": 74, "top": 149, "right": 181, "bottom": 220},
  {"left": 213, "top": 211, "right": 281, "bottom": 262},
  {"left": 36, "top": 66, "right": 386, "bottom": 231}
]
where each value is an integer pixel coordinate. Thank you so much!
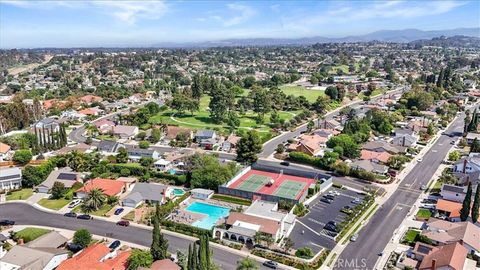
[
  {"left": 211, "top": 194, "right": 252, "bottom": 206},
  {"left": 73, "top": 229, "right": 92, "bottom": 248},
  {"left": 13, "top": 149, "right": 33, "bottom": 165},
  {"left": 295, "top": 247, "right": 314, "bottom": 259}
]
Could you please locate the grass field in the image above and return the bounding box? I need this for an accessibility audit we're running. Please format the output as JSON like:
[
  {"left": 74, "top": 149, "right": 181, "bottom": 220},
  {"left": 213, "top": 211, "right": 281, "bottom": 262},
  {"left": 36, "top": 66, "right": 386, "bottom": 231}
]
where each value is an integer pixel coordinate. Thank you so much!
[
  {"left": 401, "top": 229, "right": 420, "bottom": 245},
  {"left": 279, "top": 85, "right": 325, "bottom": 102},
  {"left": 416, "top": 209, "right": 432, "bottom": 219},
  {"left": 7, "top": 189, "right": 33, "bottom": 201},
  {"left": 13, "top": 227, "right": 50, "bottom": 243},
  {"left": 149, "top": 96, "right": 298, "bottom": 135},
  {"left": 38, "top": 198, "right": 71, "bottom": 210}
]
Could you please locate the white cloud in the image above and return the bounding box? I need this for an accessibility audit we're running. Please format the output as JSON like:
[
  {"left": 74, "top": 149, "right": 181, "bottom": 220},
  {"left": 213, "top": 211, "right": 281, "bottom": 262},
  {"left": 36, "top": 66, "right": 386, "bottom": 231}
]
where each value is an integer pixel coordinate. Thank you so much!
[
  {"left": 211, "top": 3, "right": 256, "bottom": 27},
  {"left": 1, "top": 0, "right": 168, "bottom": 24}
]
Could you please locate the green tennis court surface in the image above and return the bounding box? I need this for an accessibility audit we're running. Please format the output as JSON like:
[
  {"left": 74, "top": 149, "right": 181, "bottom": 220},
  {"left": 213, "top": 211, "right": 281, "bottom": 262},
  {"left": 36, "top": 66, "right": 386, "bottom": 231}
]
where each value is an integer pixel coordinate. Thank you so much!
[
  {"left": 273, "top": 180, "right": 306, "bottom": 199},
  {"left": 237, "top": 174, "right": 271, "bottom": 192}
]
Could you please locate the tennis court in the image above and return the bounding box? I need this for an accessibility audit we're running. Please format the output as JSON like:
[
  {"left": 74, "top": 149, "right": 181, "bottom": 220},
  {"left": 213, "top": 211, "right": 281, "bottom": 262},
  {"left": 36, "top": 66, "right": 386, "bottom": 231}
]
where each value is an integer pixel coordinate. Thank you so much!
[
  {"left": 272, "top": 180, "right": 307, "bottom": 200},
  {"left": 236, "top": 174, "right": 271, "bottom": 192}
]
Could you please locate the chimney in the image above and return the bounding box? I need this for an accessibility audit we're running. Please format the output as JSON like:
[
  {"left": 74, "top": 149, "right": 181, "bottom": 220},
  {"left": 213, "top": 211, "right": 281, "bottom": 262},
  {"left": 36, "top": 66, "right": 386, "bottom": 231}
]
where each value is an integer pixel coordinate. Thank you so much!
[
  {"left": 463, "top": 159, "right": 467, "bottom": 174},
  {"left": 431, "top": 259, "right": 437, "bottom": 270},
  {"left": 403, "top": 136, "right": 406, "bottom": 147}
]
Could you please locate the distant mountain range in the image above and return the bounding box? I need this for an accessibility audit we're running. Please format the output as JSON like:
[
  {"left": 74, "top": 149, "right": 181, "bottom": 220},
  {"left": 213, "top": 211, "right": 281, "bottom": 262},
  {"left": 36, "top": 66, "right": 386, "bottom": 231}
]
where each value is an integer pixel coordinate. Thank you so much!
[{"left": 152, "top": 27, "right": 480, "bottom": 48}]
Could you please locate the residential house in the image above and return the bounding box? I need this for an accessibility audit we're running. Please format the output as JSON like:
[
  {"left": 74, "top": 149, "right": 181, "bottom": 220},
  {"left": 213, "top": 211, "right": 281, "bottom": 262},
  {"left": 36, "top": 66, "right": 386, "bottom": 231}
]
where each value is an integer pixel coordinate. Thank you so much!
[
  {"left": 35, "top": 117, "right": 60, "bottom": 132},
  {"left": 60, "top": 110, "right": 87, "bottom": 121},
  {"left": 313, "top": 128, "right": 340, "bottom": 138},
  {"left": 295, "top": 134, "right": 328, "bottom": 156},
  {"left": 79, "top": 95, "right": 103, "bottom": 104},
  {"left": 422, "top": 218, "right": 480, "bottom": 255},
  {"left": 440, "top": 184, "right": 477, "bottom": 203},
  {"left": 97, "top": 140, "right": 124, "bottom": 155},
  {"left": 453, "top": 156, "right": 480, "bottom": 174},
  {"left": 392, "top": 128, "right": 419, "bottom": 147},
  {"left": 360, "top": 149, "right": 392, "bottom": 164},
  {"left": 0, "top": 167, "right": 22, "bottom": 191},
  {"left": 363, "top": 141, "right": 406, "bottom": 154},
  {"left": 94, "top": 119, "right": 116, "bottom": 134},
  {"left": 164, "top": 126, "right": 193, "bottom": 143},
  {"left": 0, "top": 245, "right": 69, "bottom": 270},
  {"left": 26, "top": 231, "right": 68, "bottom": 249},
  {"left": 122, "top": 183, "right": 169, "bottom": 208},
  {"left": 318, "top": 119, "right": 342, "bottom": 130},
  {"left": 153, "top": 159, "right": 172, "bottom": 172},
  {"left": 418, "top": 242, "right": 468, "bottom": 270},
  {"left": 222, "top": 134, "right": 241, "bottom": 152},
  {"left": 0, "top": 142, "right": 12, "bottom": 161},
  {"left": 191, "top": 188, "right": 214, "bottom": 200},
  {"left": 78, "top": 107, "right": 104, "bottom": 117},
  {"left": 57, "top": 243, "right": 130, "bottom": 270},
  {"left": 76, "top": 178, "right": 126, "bottom": 198},
  {"left": 126, "top": 146, "right": 159, "bottom": 161},
  {"left": 37, "top": 167, "right": 82, "bottom": 193},
  {"left": 195, "top": 130, "right": 216, "bottom": 142},
  {"left": 138, "top": 259, "right": 180, "bottom": 270},
  {"left": 435, "top": 199, "right": 462, "bottom": 222},
  {"left": 350, "top": 159, "right": 389, "bottom": 175},
  {"left": 56, "top": 143, "right": 92, "bottom": 155},
  {"left": 112, "top": 125, "right": 139, "bottom": 139},
  {"left": 465, "top": 132, "right": 480, "bottom": 144}
]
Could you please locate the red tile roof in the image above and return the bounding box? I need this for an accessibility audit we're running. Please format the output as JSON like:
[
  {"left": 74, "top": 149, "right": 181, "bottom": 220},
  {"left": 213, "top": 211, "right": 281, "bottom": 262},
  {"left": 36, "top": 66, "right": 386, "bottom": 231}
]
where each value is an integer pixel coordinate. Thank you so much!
[
  {"left": 418, "top": 242, "right": 467, "bottom": 270},
  {"left": 57, "top": 243, "right": 130, "bottom": 270},
  {"left": 77, "top": 178, "right": 125, "bottom": 196},
  {"left": 436, "top": 199, "right": 462, "bottom": 218}
]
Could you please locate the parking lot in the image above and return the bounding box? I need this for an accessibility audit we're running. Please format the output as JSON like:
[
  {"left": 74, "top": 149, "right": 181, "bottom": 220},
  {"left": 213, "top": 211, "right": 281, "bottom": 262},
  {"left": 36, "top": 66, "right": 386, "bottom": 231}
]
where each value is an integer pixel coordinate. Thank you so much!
[{"left": 289, "top": 187, "right": 366, "bottom": 253}]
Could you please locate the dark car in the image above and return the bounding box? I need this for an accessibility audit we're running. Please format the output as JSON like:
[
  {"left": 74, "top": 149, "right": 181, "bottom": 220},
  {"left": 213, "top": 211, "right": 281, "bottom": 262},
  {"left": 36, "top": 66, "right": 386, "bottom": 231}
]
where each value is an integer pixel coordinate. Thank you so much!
[
  {"left": 320, "top": 197, "right": 332, "bottom": 204},
  {"left": 0, "top": 220, "right": 15, "bottom": 226},
  {"left": 67, "top": 243, "right": 84, "bottom": 253},
  {"left": 325, "top": 194, "right": 335, "bottom": 200},
  {"left": 64, "top": 212, "right": 77, "bottom": 218},
  {"left": 114, "top": 208, "right": 124, "bottom": 215},
  {"left": 324, "top": 223, "right": 338, "bottom": 232},
  {"left": 109, "top": 240, "right": 121, "bottom": 250},
  {"left": 116, "top": 220, "right": 130, "bottom": 227},
  {"left": 280, "top": 161, "right": 290, "bottom": 166},
  {"left": 77, "top": 214, "right": 92, "bottom": 220},
  {"left": 263, "top": 260, "right": 278, "bottom": 269}
]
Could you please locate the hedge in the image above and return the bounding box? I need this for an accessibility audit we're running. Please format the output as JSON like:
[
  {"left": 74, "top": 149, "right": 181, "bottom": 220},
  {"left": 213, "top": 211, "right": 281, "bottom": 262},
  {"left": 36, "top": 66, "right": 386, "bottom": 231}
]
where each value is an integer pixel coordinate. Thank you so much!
[
  {"left": 161, "top": 219, "right": 212, "bottom": 238},
  {"left": 252, "top": 248, "right": 330, "bottom": 269},
  {"left": 151, "top": 171, "right": 187, "bottom": 185},
  {"left": 107, "top": 163, "right": 146, "bottom": 176},
  {"left": 211, "top": 194, "right": 252, "bottom": 206}
]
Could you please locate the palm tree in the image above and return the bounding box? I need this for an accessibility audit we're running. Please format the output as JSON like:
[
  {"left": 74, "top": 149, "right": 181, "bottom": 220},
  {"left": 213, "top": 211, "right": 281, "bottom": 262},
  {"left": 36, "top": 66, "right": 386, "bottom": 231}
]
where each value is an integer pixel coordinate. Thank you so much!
[
  {"left": 236, "top": 257, "right": 258, "bottom": 270},
  {"left": 83, "top": 188, "right": 106, "bottom": 211}
]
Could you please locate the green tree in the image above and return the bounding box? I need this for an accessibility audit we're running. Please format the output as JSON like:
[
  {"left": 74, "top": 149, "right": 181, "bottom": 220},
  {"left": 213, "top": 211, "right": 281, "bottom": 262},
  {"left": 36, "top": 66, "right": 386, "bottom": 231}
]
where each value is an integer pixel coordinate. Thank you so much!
[
  {"left": 150, "top": 128, "right": 161, "bottom": 143},
  {"left": 177, "top": 250, "right": 187, "bottom": 270},
  {"left": 73, "top": 229, "right": 92, "bottom": 248},
  {"left": 472, "top": 184, "right": 480, "bottom": 223},
  {"left": 250, "top": 87, "right": 272, "bottom": 122},
  {"left": 325, "top": 86, "right": 338, "bottom": 100},
  {"left": 236, "top": 257, "right": 258, "bottom": 270},
  {"left": 127, "top": 249, "right": 153, "bottom": 270},
  {"left": 471, "top": 138, "right": 480, "bottom": 153},
  {"left": 448, "top": 151, "right": 461, "bottom": 162},
  {"left": 468, "top": 109, "right": 478, "bottom": 132},
  {"left": 326, "top": 134, "right": 360, "bottom": 158},
  {"left": 460, "top": 182, "right": 473, "bottom": 221},
  {"left": 12, "top": 149, "right": 32, "bottom": 165},
  {"left": 312, "top": 95, "right": 330, "bottom": 114},
  {"left": 189, "top": 154, "right": 238, "bottom": 190},
  {"left": 139, "top": 141, "right": 150, "bottom": 149},
  {"left": 151, "top": 203, "right": 168, "bottom": 260},
  {"left": 83, "top": 188, "right": 106, "bottom": 211},
  {"left": 51, "top": 181, "right": 66, "bottom": 199},
  {"left": 22, "top": 165, "right": 43, "bottom": 187},
  {"left": 236, "top": 130, "right": 262, "bottom": 163},
  {"left": 116, "top": 147, "right": 128, "bottom": 163},
  {"left": 140, "top": 157, "right": 154, "bottom": 167},
  {"left": 276, "top": 144, "right": 285, "bottom": 154}
]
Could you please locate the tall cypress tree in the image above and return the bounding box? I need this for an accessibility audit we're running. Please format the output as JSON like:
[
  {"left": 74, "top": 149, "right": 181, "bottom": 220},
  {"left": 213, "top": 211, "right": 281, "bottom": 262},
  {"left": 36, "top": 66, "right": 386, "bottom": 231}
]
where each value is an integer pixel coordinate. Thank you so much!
[
  {"left": 150, "top": 216, "right": 162, "bottom": 260},
  {"left": 198, "top": 235, "right": 207, "bottom": 270},
  {"left": 472, "top": 184, "right": 480, "bottom": 223},
  {"left": 468, "top": 109, "right": 478, "bottom": 132},
  {"left": 42, "top": 127, "right": 48, "bottom": 150},
  {"left": 460, "top": 182, "right": 472, "bottom": 221},
  {"left": 62, "top": 125, "right": 68, "bottom": 146},
  {"left": 191, "top": 242, "right": 198, "bottom": 270},
  {"left": 187, "top": 244, "right": 193, "bottom": 270}
]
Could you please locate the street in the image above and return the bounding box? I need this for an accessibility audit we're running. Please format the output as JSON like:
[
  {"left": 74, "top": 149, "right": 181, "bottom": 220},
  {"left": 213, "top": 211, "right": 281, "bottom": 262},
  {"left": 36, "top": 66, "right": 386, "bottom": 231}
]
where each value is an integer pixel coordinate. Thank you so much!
[
  {"left": 334, "top": 113, "right": 465, "bottom": 269},
  {"left": 0, "top": 203, "right": 280, "bottom": 270}
]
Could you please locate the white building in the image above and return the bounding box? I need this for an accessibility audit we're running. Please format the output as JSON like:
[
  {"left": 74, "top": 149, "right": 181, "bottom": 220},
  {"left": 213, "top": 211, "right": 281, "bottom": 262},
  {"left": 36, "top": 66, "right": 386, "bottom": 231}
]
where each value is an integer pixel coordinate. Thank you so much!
[
  {"left": 191, "top": 188, "right": 214, "bottom": 200},
  {"left": 0, "top": 167, "right": 22, "bottom": 191},
  {"left": 154, "top": 159, "right": 172, "bottom": 172}
]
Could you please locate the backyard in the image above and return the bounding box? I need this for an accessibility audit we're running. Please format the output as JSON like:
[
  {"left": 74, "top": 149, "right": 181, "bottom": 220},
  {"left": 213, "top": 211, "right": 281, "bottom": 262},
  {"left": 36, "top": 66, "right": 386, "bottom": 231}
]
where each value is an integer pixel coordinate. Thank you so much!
[{"left": 6, "top": 188, "right": 33, "bottom": 201}]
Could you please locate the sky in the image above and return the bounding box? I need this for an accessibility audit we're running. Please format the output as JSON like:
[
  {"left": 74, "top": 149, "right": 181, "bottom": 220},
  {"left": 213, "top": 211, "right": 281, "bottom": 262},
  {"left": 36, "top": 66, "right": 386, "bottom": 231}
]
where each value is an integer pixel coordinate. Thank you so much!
[{"left": 0, "top": 0, "right": 479, "bottom": 48}]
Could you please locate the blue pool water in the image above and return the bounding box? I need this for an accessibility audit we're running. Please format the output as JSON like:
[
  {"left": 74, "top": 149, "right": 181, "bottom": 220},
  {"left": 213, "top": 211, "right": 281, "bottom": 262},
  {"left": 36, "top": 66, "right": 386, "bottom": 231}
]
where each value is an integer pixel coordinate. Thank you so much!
[
  {"left": 173, "top": 188, "right": 185, "bottom": 196},
  {"left": 185, "top": 202, "right": 230, "bottom": 230}
]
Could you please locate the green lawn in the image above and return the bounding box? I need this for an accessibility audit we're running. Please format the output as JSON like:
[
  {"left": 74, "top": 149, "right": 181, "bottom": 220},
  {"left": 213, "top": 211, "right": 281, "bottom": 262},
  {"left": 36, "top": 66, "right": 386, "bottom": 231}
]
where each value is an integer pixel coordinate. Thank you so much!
[
  {"left": 279, "top": 85, "right": 325, "bottom": 103},
  {"left": 37, "top": 198, "right": 71, "bottom": 210},
  {"left": 416, "top": 209, "right": 432, "bottom": 219},
  {"left": 328, "top": 65, "right": 350, "bottom": 75},
  {"left": 6, "top": 189, "right": 33, "bottom": 201},
  {"left": 401, "top": 229, "right": 420, "bottom": 245},
  {"left": 149, "top": 96, "right": 297, "bottom": 135},
  {"left": 13, "top": 227, "right": 50, "bottom": 243},
  {"left": 123, "top": 210, "right": 135, "bottom": 221},
  {"left": 74, "top": 204, "right": 114, "bottom": 217}
]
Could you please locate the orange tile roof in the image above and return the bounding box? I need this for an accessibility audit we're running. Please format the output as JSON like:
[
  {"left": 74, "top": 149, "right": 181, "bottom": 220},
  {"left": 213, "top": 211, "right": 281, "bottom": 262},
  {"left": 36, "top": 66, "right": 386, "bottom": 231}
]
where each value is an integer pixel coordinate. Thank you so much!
[
  {"left": 0, "top": 142, "right": 11, "bottom": 153},
  {"left": 419, "top": 242, "right": 467, "bottom": 270},
  {"left": 78, "top": 178, "right": 125, "bottom": 196},
  {"left": 139, "top": 259, "right": 181, "bottom": 270},
  {"left": 57, "top": 243, "right": 130, "bottom": 270},
  {"left": 226, "top": 212, "right": 280, "bottom": 236},
  {"left": 80, "top": 95, "right": 103, "bottom": 104},
  {"left": 436, "top": 199, "right": 462, "bottom": 218},
  {"left": 360, "top": 150, "right": 392, "bottom": 163}
]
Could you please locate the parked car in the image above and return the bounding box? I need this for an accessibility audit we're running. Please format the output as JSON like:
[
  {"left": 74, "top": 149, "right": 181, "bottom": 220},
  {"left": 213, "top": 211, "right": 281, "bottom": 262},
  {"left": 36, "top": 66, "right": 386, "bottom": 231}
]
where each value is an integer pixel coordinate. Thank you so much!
[
  {"left": 67, "top": 243, "right": 83, "bottom": 252},
  {"left": 77, "top": 214, "right": 92, "bottom": 220},
  {"left": 325, "top": 194, "right": 335, "bottom": 200},
  {"left": 280, "top": 161, "right": 290, "bottom": 166},
  {"left": 114, "top": 208, "right": 124, "bottom": 215},
  {"left": 320, "top": 198, "right": 332, "bottom": 204},
  {"left": 263, "top": 260, "right": 278, "bottom": 269},
  {"left": 0, "top": 220, "right": 15, "bottom": 226},
  {"left": 324, "top": 223, "right": 338, "bottom": 232},
  {"left": 116, "top": 220, "right": 130, "bottom": 227},
  {"left": 109, "top": 240, "right": 121, "bottom": 250},
  {"left": 64, "top": 212, "right": 77, "bottom": 218},
  {"left": 68, "top": 199, "right": 82, "bottom": 209},
  {"left": 420, "top": 184, "right": 427, "bottom": 190},
  {"left": 351, "top": 198, "right": 361, "bottom": 204},
  {"left": 350, "top": 233, "right": 358, "bottom": 242}
]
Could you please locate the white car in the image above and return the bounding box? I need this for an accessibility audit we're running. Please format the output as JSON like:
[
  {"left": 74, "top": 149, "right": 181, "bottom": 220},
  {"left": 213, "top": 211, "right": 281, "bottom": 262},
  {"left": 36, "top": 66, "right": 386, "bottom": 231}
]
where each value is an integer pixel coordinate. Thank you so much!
[
  {"left": 417, "top": 158, "right": 423, "bottom": 162},
  {"left": 68, "top": 199, "right": 82, "bottom": 208}
]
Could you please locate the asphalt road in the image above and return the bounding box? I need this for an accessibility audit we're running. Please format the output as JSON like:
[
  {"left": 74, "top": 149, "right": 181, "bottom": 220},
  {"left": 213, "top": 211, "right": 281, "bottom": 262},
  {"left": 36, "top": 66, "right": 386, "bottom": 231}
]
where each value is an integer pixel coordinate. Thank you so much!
[
  {"left": 334, "top": 113, "right": 465, "bottom": 270},
  {"left": 0, "top": 203, "right": 278, "bottom": 270}
]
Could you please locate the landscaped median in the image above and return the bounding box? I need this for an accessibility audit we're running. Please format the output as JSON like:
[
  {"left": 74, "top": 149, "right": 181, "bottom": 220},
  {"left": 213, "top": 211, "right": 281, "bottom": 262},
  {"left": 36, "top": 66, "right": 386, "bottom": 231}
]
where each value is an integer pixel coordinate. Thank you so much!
[
  {"left": 252, "top": 247, "right": 330, "bottom": 269},
  {"left": 335, "top": 193, "right": 376, "bottom": 242}
]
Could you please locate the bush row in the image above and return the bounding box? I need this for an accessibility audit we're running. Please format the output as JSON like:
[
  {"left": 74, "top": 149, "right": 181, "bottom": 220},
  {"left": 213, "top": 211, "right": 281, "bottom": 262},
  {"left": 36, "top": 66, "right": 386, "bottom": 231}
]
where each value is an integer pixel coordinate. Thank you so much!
[
  {"left": 252, "top": 248, "right": 330, "bottom": 269},
  {"left": 211, "top": 194, "right": 252, "bottom": 206},
  {"left": 161, "top": 219, "right": 212, "bottom": 238}
]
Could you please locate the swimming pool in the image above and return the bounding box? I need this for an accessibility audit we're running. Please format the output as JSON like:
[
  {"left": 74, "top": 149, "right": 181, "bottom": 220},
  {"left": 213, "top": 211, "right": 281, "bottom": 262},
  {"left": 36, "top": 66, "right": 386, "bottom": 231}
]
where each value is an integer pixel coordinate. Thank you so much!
[
  {"left": 185, "top": 202, "right": 230, "bottom": 230},
  {"left": 173, "top": 188, "right": 185, "bottom": 196}
]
